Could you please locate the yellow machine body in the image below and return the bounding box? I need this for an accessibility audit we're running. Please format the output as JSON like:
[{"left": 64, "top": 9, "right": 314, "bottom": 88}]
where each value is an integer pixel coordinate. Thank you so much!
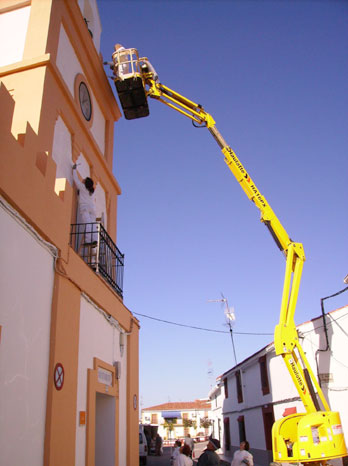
[
  {"left": 273, "top": 411, "right": 346, "bottom": 462},
  {"left": 111, "top": 48, "right": 348, "bottom": 464}
]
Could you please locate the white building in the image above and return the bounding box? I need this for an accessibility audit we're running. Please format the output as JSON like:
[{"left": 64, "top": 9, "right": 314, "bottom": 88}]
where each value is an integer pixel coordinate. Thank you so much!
[
  {"left": 208, "top": 378, "right": 224, "bottom": 446},
  {"left": 209, "top": 306, "right": 348, "bottom": 466},
  {"left": 141, "top": 399, "right": 213, "bottom": 442}
]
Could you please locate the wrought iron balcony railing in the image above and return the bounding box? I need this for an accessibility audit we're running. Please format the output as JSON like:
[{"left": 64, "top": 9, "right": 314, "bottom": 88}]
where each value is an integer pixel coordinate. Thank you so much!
[{"left": 70, "top": 222, "right": 124, "bottom": 298}]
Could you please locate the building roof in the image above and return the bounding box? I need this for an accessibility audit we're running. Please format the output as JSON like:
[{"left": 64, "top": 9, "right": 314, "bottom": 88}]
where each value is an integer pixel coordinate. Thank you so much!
[
  {"left": 142, "top": 399, "right": 211, "bottom": 412},
  {"left": 219, "top": 304, "right": 348, "bottom": 379}
]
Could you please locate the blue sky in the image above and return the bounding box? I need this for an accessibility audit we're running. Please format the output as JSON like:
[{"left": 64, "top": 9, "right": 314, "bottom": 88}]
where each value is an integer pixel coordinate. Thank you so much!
[{"left": 99, "top": 1, "right": 348, "bottom": 410}]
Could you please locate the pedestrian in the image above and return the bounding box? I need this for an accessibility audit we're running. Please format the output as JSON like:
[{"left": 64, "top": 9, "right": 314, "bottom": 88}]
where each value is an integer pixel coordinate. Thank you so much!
[
  {"left": 155, "top": 433, "right": 163, "bottom": 456},
  {"left": 145, "top": 431, "right": 152, "bottom": 455},
  {"left": 197, "top": 437, "right": 221, "bottom": 465},
  {"left": 175, "top": 444, "right": 193, "bottom": 466},
  {"left": 72, "top": 164, "right": 97, "bottom": 245},
  {"left": 171, "top": 440, "right": 182, "bottom": 465},
  {"left": 184, "top": 433, "right": 194, "bottom": 458},
  {"left": 231, "top": 441, "right": 253, "bottom": 466}
]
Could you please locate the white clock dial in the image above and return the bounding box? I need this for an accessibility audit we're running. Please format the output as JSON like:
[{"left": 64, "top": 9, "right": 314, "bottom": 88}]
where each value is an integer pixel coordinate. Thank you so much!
[{"left": 79, "top": 82, "right": 92, "bottom": 121}]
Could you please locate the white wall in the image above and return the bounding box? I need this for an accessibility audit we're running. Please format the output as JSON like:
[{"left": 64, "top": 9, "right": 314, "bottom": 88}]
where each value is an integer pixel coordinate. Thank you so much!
[
  {"left": 56, "top": 24, "right": 82, "bottom": 95},
  {"left": 268, "top": 351, "right": 297, "bottom": 405},
  {"left": 302, "top": 309, "right": 348, "bottom": 436},
  {"left": 209, "top": 384, "right": 223, "bottom": 443},
  {"left": 75, "top": 295, "right": 127, "bottom": 466},
  {"left": 0, "top": 5, "right": 31, "bottom": 67},
  {"left": 0, "top": 201, "right": 55, "bottom": 466},
  {"left": 94, "top": 179, "right": 107, "bottom": 226},
  {"left": 77, "top": 0, "right": 102, "bottom": 52},
  {"left": 56, "top": 24, "right": 105, "bottom": 155},
  {"left": 326, "top": 310, "right": 348, "bottom": 437},
  {"left": 52, "top": 115, "right": 73, "bottom": 184}
]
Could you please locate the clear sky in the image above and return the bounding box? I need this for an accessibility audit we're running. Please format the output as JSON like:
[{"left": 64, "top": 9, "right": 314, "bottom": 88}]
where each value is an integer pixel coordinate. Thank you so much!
[{"left": 98, "top": 0, "right": 348, "bottom": 410}]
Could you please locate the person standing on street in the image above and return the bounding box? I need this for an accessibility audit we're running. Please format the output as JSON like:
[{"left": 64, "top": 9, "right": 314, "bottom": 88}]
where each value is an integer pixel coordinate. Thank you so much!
[
  {"left": 184, "top": 433, "right": 195, "bottom": 458},
  {"left": 197, "top": 437, "right": 221, "bottom": 465},
  {"left": 171, "top": 440, "right": 182, "bottom": 465},
  {"left": 155, "top": 433, "right": 163, "bottom": 456},
  {"left": 231, "top": 441, "right": 253, "bottom": 466},
  {"left": 176, "top": 444, "right": 193, "bottom": 466}
]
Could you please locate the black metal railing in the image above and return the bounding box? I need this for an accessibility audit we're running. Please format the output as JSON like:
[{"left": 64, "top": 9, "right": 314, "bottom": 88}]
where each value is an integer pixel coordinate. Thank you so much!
[{"left": 70, "top": 222, "right": 124, "bottom": 298}]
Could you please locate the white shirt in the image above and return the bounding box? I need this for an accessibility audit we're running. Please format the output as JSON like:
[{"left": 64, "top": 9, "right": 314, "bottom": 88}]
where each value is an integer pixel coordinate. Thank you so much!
[
  {"left": 175, "top": 453, "right": 193, "bottom": 466},
  {"left": 114, "top": 47, "right": 129, "bottom": 76},
  {"left": 171, "top": 446, "right": 180, "bottom": 464},
  {"left": 184, "top": 437, "right": 194, "bottom": 450},
  {"left": 231, "top": 449, "right": 254, "bottom": 466},
  {"left": 73, "top": 170, "right": 96, "bottom": 213}
]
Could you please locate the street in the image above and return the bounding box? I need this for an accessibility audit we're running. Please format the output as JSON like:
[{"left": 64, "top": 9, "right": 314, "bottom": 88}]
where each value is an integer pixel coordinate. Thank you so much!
[{"left": 146, "top": 442, "right": 209, "bottom": 466}]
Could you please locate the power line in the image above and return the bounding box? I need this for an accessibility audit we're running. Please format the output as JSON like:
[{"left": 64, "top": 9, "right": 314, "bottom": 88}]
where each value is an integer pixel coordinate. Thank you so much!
[
  {"left": 301, "top": 310, "right": 348, "bottom": 335},
  {"left": 133, "top": 312, "right": 273, "bottom": 335},
  {"left": 134, "top": 309, "right": 348, "bottom": 337}
]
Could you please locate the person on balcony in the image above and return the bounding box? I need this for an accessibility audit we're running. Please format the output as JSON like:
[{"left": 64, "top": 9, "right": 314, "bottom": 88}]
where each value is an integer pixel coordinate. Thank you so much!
[{"left": 72, "top": 164, "right": 97, "bottom": 245}]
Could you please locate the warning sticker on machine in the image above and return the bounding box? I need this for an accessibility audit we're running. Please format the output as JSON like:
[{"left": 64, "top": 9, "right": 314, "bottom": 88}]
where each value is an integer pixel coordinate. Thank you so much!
[{"left": 332, "top": 424, "right": 343, "bottom": 435}]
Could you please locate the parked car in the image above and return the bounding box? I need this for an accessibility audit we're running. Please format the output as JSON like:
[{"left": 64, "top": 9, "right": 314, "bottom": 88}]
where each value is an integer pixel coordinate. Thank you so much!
[{"left": 139, "top": 427, "right": 148, "bottom": 465}]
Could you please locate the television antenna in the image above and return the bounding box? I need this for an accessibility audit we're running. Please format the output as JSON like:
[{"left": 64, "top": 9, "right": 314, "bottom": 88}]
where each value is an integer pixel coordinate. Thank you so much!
[{"left": 208, "top": 293, "right": 237, "bottom": 366}]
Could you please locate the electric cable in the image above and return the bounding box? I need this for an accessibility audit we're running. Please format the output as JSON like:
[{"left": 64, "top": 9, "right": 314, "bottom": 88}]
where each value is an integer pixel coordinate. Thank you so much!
[
  {"left": 132, "top": 311, "right": 273, "bottom": 335},
  {"left": 301, "top": 309, "right": 348, "bottom": 335}
]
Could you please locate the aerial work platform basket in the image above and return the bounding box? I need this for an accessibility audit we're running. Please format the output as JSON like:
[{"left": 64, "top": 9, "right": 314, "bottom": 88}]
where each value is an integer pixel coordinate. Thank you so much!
[{"left": 111, "top": 46, "right": 149, "bottom": 120}]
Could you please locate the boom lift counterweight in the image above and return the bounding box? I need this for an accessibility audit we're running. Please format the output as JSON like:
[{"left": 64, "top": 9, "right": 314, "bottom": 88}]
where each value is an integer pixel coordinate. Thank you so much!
[{"left": 110, "top": 48, "right": 347, "bottom": 465}]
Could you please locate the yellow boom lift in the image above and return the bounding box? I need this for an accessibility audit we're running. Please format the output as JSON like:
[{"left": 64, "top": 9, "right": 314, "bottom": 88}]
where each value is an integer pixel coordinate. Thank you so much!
[{"left": 110, "top": 47, "right": 347, "bottom": 464}]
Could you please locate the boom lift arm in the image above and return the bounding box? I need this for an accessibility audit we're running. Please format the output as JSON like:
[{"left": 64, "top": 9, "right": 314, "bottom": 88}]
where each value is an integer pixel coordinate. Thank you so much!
[{"left": 111, "top": 48, "right": 347, "bottom": 464}]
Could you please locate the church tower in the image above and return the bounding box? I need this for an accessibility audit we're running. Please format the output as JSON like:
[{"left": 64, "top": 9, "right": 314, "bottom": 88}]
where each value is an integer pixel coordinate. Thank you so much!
[{"left": 0, "top": 1, "right": 139, "bottom": 465}]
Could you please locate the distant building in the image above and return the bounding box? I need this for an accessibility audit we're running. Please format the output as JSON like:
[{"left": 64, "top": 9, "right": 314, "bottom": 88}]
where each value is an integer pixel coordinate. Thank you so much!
[
  {"left": 141, "top": 399, "right": 213, "bottom": 441},
  {"left": 209, "top": 306, "right": 348, "bottom": 466}
]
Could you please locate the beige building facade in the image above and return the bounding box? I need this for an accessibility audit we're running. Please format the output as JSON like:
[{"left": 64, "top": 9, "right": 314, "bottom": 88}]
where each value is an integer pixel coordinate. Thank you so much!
[
  {"left": 141, "top": 399, "right": 213, "bottom": 442},
  {"left": 0, "top": 1, "right": 139, "bottom": 465}
]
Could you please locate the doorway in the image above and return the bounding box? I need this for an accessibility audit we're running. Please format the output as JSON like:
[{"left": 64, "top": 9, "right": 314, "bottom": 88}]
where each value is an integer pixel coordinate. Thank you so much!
[
  {"left": 95, "top": 393, "right": 116, "bottom": 466},
  {"left": 262, "top": 405, "right": 274, "bottom": 451}
]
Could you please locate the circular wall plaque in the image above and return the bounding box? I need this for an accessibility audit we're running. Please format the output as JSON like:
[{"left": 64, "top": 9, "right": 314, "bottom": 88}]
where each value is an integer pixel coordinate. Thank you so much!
[{"left": 54, "top": 363, "right": 64, "bottom": 391}]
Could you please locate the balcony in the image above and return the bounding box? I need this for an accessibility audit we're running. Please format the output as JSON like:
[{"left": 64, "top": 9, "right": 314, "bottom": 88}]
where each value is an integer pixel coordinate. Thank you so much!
[{"left": 70, "top": 222, "right": 124, "bottom": 298}]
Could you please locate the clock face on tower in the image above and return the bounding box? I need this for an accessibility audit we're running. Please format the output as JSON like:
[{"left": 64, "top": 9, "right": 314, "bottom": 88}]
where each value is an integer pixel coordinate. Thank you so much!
[{"left": 79, "top": 82, "right": 92, "bottom": 121}]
